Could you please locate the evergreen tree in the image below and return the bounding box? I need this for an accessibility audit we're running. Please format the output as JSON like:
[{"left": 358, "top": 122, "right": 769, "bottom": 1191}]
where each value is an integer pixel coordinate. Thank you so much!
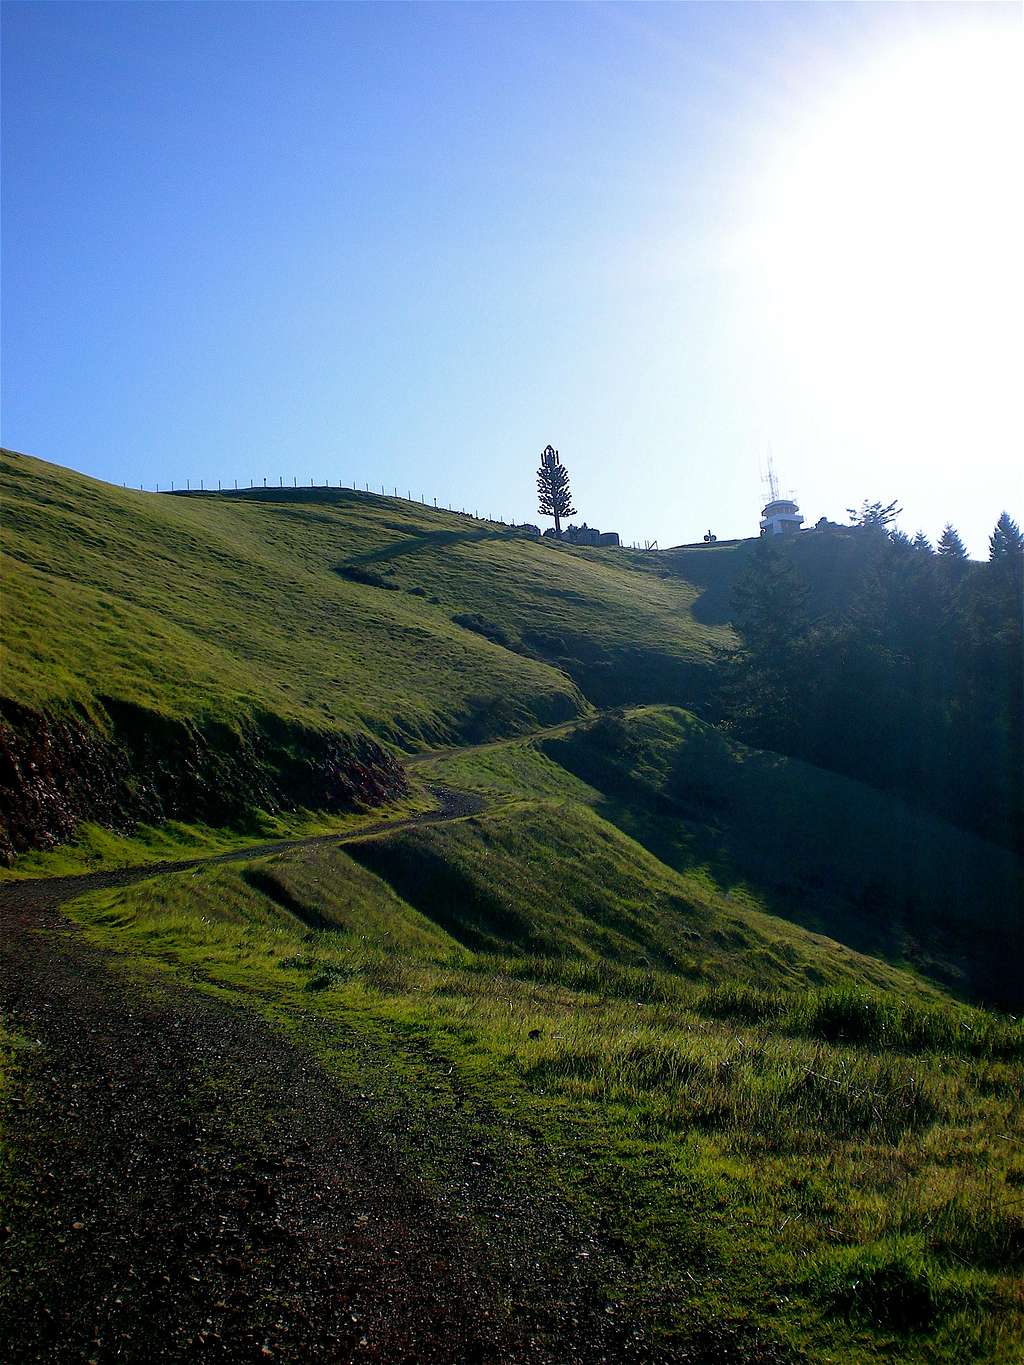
[
  {"left": 725, "top": 514, "right": 1022, "bottom": 854},
  {"left": 912, "top": 530, "right": 933, "bottom": 553},
  {"left": 847, "top": 498, "right": 902, "bottom": 530},
  {"left": 727, "top": 540, "right": 812, "bottom": 750},
  {"left": 536, "top": 445, "right": 576, "bottom": 535},
  {"left": 937, "top": 524, "right": 968, "bottom": 559},
  {"left": 989, "top": 511, "right": 1024, "bottom": 561}
]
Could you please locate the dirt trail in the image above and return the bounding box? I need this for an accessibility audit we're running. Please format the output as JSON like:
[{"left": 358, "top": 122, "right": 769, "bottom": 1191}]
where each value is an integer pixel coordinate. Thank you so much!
[
  {"left": 0, "top": 787, "right": 629, "bottom": 1363},
  {"left": 0, "top": 785, "right": 484, "bottom": 918},
  {"left": 0, "top": 724, "right": 789, "bottom": 1364},
  {"left": 402, "top": 715, "right": 592, "bottom": 768},
  {"left": 0, "top": 707, "right": 604, "bottom": 903}
]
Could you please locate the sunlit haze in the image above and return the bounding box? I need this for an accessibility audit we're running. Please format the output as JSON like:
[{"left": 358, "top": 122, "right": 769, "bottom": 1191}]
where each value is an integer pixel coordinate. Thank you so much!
[{"left": 3, "top": 2, "right": 1020, "bottom": 554}]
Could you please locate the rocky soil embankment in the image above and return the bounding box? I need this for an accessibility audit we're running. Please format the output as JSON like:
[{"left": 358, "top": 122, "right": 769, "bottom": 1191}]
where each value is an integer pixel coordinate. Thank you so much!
[{"left": 0, "top": 697, "right": 407, "bottom": 864}]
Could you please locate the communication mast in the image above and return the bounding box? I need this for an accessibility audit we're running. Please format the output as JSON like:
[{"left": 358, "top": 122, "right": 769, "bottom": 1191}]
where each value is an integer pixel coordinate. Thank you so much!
[
  {"left": 765, "top": 451, "right": 781, "bottom": 504},
  {"left": 759, "top": 450, "right": 804, "bottom": 536}
]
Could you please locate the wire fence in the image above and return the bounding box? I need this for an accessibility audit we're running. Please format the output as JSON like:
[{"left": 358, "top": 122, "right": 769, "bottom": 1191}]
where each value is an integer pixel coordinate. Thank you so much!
[
  {"left": 115, "top": 475, "right": 659, "bottom": 549},
  {"left": 118, "top": 474, "right": 542, "bottom": 532}
]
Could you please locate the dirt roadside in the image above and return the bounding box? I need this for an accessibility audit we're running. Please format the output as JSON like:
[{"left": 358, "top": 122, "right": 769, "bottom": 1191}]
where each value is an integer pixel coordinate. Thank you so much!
[
  {"left": 0, "top": 766, "right": 789, "bottom": 1364},
  {"left": 0, "top": 775, "right": 649, "bottom": 1359},
  {"left": 0, "top": 838, "right": 630, "bottom": 1363}
]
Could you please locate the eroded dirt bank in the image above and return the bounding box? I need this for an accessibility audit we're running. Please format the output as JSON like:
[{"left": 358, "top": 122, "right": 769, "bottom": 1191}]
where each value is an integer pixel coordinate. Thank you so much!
[{"left": 0, "top": 697, "right": 408, "bottom": 864}]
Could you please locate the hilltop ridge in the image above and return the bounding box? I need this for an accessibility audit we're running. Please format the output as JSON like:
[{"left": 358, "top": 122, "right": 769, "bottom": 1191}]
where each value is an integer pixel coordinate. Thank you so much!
[{"left": 0, "top": 448, "right": 728, "bottom": 858}]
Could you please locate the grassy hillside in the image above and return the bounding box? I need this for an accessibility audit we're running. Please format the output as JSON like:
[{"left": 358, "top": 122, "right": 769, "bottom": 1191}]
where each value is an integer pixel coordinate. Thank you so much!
[
  {"left": 1, "top": 449, "right": 730, "bottom": 858},
  {"left": 540, "top": 707, "right": 1024, "bottom": 1007},
  {"left": 2, "top": 451, "right": 576, "bottom": 743},
  {"left": 4, "top": 450, "right": 1023, "bottom": 1359},
  {"left": 2, "top": 449, "right": 726, "bottom": 742},
  {"left": 412, "top": 708, "right": 1023, "bottom": 1009},
  {"left": 61, "top": 818, "right": 1024, "bottom": 1364}
]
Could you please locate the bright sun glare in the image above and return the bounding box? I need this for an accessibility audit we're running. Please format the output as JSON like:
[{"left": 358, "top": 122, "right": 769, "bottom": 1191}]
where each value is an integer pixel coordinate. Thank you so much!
[{"left": 749, "top": 27, "right": 1022, "bottom": 477}]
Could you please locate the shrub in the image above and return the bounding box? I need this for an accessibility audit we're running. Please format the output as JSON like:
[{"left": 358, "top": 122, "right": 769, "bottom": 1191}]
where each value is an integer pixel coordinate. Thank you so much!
[
  {"left": 451, "top": 613, "right": 519, "bottom": 651},
  {"left": 336, "top": 564, "right": 401, "bottom": 590}
]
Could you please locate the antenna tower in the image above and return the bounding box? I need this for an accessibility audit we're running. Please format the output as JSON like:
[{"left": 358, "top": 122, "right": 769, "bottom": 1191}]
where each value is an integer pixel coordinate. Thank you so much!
[{"left": 765, "top": 449, "right": 781, "bottom": 503}]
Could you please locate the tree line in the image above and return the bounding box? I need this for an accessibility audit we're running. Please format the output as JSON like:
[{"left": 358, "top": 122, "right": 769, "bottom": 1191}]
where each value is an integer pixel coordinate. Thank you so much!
[{"left": 725, "top": 509, "right": 1023, "bottom": 853}]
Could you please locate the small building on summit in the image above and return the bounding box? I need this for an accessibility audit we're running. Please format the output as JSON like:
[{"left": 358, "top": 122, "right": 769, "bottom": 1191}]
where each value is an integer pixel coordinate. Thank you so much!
[
  {"left": 758, "top": 456, "right": 804, "bottom": 536},
  {"left": 759, "top": 496, "right": 804, "bottom": 536}
]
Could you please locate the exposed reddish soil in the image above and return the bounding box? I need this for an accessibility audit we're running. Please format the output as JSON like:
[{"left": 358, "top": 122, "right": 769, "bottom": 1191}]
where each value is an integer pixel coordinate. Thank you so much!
[{"left": 0, "top": 697, "right": 408, "bottom": 865}]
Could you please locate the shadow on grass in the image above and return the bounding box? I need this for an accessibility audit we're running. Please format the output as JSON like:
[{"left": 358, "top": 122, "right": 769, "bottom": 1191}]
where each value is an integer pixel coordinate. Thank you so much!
[{"left": 541, "top": 716, "right": 1024, "bottom": 1010}]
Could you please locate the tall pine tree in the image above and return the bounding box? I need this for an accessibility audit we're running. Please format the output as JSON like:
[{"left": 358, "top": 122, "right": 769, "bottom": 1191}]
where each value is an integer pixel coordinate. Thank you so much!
[
  {"left": 536, "top": 445, "right": 576, "bottom": 535},
  {"left": 936, "top": 524, "right": 968, "bottom": 559},
  {"left": 989, "top": 511, "right": 1024, "bottom": 561}
]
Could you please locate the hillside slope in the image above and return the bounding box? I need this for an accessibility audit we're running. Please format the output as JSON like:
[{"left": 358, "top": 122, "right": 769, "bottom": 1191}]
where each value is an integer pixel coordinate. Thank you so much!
[
  {"left": 0, "top": 449, "right": 727, "bottom": 857},
  {"left": 3, "top": 451, "right": 1023, "bottom": 1362}
]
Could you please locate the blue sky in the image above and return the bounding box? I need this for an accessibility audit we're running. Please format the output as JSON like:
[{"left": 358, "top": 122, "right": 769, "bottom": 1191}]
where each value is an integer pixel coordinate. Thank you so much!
[{"left": 3, "top": 2, "right": 1020, "bottom": 553}]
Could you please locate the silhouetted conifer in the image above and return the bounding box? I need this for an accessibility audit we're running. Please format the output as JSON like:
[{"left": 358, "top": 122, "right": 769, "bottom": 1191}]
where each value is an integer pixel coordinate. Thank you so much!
[
  {"left": 847, "top": 498, "right": 902, "bottom": 530},
  {"left": 536, "top": 446, "right": 576, "bottom": 536},
  {"left": 937, "top": 524, "right": 968, "bottom": 559},
  {"left": 989, "top": 511, "right": 1024, "bottom": 561}
]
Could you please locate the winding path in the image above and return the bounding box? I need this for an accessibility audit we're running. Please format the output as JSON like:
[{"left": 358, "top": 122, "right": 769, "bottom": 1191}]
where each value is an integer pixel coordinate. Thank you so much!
[
  {"left": 0, "top": 726, "right": 657, "bottom": 1364},
  {"left": 0, "top": 785, "right": 485, "bottom": 924}
]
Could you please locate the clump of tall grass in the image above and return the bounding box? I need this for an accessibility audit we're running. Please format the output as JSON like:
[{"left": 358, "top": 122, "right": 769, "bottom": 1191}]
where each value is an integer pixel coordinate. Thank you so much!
[
  {"left": 886, "top": 1176, "right": 1024, "bottom": 1270},
  {"left": 805, "top": 1238, "right": 990, "bottom": 1330},
  {"left": 691, "top": 981, "right": 788, "bottom": 1025},
  {"left": 694, "top": 983, "right": 1024, "bottom": 1058},
  {"left": 474, "top": 953, "right": 692, "bottom": 1004},
  {"left": 524, "top": 1028, "right": 949, "bottom": 1144}
]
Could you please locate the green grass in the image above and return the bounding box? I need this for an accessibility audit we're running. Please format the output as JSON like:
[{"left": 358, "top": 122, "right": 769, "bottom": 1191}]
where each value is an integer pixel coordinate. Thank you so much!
[
  {"left": 0, "top": 783, "right": 434, "bottom": 881},
  {"left": 6, "top": 449, "right": 1024, "bottom": 1358},
  {"left": 62, "top": 832, "right": 1024, "bottom": 1363},
  {"left": 345, "top": 800, "right": 935, "bottom": 994},
  {"left": 533, "top": 706, "right": 1023, "bottom": 1007},
  {"left": 2, "top": 449, "right": 728, "bottom": 749},
  {"left": 409, "top": 706, "right": 1022, "bottom": 1008}
]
